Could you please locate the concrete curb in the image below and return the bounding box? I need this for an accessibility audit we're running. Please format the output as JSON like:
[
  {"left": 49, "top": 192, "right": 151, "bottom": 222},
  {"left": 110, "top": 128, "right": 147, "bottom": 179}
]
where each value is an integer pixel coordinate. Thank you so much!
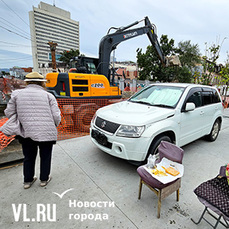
[{"left": 0, "top": 139, "right": 23, "bottom": 165}]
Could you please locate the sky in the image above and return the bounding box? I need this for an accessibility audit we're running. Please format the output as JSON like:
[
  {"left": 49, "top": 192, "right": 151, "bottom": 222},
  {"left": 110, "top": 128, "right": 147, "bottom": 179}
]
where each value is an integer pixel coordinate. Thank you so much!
[{"left": 0, "top": 0, "right": 229, "bottom": 69}]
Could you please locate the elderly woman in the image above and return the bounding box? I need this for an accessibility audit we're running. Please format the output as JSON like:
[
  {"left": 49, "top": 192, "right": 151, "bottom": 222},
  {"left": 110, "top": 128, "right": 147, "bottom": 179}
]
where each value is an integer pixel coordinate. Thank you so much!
[{"left": 1, "top": 72, "right": 61, "bottom": 189}]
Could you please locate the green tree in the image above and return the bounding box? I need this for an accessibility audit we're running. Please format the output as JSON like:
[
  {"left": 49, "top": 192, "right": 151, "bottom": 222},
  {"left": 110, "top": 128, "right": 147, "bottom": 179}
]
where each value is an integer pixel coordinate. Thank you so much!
[
  {"left": 176, "top": 40, "right": 201, "bottom": 68},
  {"left": 201, "top": 43, "right": 220, "bottom": 85},
  {"left": 219, "top": 64, "right": 229, "bottom": 103},
  {"left": 136, "top": 36, "right": 201, "bottom": 83},
  {"left": 215, "top": 53, "right": 229, "bottom": 103},
  {"left": 0, "top": 71, "right": 10, "bottom": 76},
  {"left": 174, "top": 67, "right": 192, "bottom": 83},
  {"left": 174, "top": 40, "right": 201, "bottom": 83},
  {"left": 137, "top": 35, "right": 176, "bottom": 81},
  {"left": 59, "top": 49, "right": 80, "bottom": 65}
]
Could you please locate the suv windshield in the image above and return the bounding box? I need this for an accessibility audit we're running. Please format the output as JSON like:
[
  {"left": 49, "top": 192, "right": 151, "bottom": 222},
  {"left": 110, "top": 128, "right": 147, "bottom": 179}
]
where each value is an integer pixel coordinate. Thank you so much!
[{"left": 129, "top": 85, "right": 185, "bottom": 108}]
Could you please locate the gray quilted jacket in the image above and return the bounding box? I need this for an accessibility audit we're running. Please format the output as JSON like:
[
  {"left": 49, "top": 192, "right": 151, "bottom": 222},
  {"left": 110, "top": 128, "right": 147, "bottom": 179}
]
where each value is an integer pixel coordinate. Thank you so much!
[{"left": 3, "top": 84, "right": 61, "bottom": 142}]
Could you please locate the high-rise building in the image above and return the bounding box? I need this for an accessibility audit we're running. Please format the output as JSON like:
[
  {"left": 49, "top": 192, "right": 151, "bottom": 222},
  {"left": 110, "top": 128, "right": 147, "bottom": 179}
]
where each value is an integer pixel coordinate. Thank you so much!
[{"left": 29, "top": 2, "right": 79, "bottom": 71}]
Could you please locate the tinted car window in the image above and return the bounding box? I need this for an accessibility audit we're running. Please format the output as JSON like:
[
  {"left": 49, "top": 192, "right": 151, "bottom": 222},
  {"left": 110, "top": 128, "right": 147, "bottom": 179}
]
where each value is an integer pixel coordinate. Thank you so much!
[
  {"left": 212, "top": 89, "right": 221, "bottom": 103},
  {"left": 202, "top": 91, "right": 213, "bottom": 105},
  {"left": 187, "top": 91, "right": 202, "bottom": 108}
]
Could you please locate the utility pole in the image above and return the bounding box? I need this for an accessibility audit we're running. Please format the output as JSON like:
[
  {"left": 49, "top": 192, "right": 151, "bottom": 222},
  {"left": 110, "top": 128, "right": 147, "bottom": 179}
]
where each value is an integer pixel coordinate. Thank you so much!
[{"left": 48, "top": 41, "right": 58, "bottom": 71}]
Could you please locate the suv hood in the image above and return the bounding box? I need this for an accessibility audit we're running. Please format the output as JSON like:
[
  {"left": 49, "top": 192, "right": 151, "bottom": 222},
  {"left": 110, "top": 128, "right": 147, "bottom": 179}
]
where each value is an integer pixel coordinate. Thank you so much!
[{"left": 96, "top": 101, "right": 175, "bottom": 126}]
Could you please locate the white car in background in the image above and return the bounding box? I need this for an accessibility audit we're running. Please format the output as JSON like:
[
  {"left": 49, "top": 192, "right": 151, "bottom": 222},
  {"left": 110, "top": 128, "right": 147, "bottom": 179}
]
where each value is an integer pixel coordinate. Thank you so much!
[{"left": 90, "top": 83, "right": 223, "bottom": 163}]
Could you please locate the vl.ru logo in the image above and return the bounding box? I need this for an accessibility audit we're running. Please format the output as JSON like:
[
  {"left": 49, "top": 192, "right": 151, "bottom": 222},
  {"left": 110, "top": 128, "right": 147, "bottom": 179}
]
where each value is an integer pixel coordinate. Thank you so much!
[
  {"left": 12, "top": 204, "right": 56, "bottom": 222},
  {"left": 11, "top": 188, "right": 74, "bottom": 222}
]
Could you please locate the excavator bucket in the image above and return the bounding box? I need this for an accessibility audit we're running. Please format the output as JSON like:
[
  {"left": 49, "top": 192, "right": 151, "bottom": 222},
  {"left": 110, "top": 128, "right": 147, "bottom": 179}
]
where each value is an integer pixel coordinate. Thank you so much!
[{"left": 165, "top": 55, "right": 181, "bottom": 67}]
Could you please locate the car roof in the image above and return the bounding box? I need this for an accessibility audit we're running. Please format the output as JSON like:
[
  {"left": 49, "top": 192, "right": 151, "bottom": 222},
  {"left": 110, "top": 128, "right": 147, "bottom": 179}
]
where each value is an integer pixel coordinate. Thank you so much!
[{"left": 150, "top": 82, "right": 216, "bottom": 90}]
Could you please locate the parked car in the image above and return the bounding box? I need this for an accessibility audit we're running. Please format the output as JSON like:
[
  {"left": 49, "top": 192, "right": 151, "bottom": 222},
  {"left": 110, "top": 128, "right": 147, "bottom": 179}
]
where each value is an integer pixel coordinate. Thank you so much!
[{"left": 90, "top": 83, "right": 223, "bottom": 163}]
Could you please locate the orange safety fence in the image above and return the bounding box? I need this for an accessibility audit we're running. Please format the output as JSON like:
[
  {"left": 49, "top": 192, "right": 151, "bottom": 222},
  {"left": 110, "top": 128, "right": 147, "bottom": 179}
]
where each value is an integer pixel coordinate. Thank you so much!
[
  {"left": 0, "top": 117, "right": 15, "bottom": 152},
  {"left": 56, "top": 98, "right": 122, "bottom": 140},
  {"left": 0, "top": 98, "right": 122, "bottom": 151},
  {"left": 0, "top": 78, "right": 26, "bottom": 94}
]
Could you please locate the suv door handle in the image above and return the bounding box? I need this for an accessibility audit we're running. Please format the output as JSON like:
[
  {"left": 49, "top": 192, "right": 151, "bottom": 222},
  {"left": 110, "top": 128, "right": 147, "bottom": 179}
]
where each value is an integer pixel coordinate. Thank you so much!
[{"left": 200, "top": 111, "right": 204, "bottom": 115}]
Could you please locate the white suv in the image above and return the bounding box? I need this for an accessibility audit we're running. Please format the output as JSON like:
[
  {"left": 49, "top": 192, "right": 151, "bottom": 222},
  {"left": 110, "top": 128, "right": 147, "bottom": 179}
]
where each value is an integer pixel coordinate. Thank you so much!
[{"left": 90, "top": 83, "right": 223, "bottom": 163}]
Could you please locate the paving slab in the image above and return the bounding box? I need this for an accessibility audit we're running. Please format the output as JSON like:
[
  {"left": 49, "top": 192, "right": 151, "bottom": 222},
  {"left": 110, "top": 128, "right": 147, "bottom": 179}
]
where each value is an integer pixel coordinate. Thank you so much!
[{"left": 0, "top": 116, "right": 229, "bottom": 229}]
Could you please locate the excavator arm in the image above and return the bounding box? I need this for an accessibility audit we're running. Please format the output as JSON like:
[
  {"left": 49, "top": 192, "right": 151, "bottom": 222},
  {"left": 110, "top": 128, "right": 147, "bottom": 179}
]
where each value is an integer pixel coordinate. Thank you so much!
[{"left": 97, "top": 16, "right": 166, "bottom": 82}]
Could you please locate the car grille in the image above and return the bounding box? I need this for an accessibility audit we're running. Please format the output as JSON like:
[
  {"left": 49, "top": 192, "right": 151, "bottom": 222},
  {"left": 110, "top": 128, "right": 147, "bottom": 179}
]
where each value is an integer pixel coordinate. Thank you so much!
[{"left": 95, "top": 116, "right": 120, "bottom": 134}]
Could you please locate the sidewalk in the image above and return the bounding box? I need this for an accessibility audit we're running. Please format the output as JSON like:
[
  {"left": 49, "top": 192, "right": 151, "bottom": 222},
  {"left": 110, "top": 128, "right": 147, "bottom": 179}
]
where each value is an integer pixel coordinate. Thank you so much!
[
  {"left": 0, "top": 117, "right": 229, "bottom": 229},
  {"left": 223, "top": 107, "right": 229, "bottom": 118}
]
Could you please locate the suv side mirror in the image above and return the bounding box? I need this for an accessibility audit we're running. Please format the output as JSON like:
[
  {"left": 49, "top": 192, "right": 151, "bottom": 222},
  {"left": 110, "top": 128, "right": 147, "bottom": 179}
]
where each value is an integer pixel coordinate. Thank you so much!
[{"left": 185, "top": 102, "right": 195, "bottom": 112}]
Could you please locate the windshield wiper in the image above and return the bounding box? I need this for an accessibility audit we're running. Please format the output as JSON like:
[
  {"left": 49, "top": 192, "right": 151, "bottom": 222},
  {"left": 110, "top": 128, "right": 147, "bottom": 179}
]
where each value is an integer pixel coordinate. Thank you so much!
[
  {"left": 152, "top": 104, "right": 174, "bottom": 108},
  {"left": 130, "top": 100, "right": 153, "bottom": 106}
]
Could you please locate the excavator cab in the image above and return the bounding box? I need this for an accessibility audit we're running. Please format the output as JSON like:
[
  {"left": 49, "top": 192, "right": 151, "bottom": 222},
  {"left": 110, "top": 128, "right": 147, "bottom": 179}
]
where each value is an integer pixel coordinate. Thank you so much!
[{"left": 69, "top": 56, "right": 99, "bottom": 74}]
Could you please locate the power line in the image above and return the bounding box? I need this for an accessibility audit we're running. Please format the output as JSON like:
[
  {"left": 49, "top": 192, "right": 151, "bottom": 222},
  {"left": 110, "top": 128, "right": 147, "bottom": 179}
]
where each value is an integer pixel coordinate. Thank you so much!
[
  {"left": 0, "top": 22, "right": 32, "bottom": 42},
  {"left": 0, "top": 40, "right": 31, "bottom": 47},
  {"left": 0, "top": 0, "right": 30, "bottom": 28},
  {"left": 0, "top": 0, "right": 40, "bottom": 43},
  {"left": 0, "top": 40, "right": 48, "bottom": 48},
  {"left": 0, "top": 25, "right": 31, "bottom": 41},
  {"left": 0, "top": 1, "right": 36, "bottom": 67},
  {"left": 0, "top": 16, "right": 33, "bottom": 41},
  {"left": 0, "top": 0, "right": 39, "bottom": 47}
]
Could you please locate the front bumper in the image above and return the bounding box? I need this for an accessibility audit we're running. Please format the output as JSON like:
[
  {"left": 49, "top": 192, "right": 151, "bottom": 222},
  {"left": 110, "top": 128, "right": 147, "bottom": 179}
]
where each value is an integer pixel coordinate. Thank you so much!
[{"left": 90, "top": 127, "right": 150, "bottom": 162}]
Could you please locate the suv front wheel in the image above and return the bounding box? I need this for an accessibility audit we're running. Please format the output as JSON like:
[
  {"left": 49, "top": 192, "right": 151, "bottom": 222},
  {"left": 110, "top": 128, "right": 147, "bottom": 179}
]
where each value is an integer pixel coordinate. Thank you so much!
[
  {"left": 206, "top": 119, "right": 220, "bottom": 141},
  {"left": 147, "top": 135, "right": 171, "bottom": 158}
]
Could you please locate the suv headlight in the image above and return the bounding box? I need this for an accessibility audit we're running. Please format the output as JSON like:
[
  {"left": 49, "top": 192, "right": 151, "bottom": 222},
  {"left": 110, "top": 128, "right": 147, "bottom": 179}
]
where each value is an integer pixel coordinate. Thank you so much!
[{"left": 116, "top": 125, "right": 145, "bottom": 138}]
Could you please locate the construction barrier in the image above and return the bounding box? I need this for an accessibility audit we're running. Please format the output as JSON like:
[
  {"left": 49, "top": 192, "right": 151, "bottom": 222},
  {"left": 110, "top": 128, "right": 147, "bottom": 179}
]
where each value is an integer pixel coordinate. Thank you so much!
[
  {"left": 56, "top": 98, "right": 122, "bottom": 140},
  {"left": 0, "top": 117, "right": 15, "bottom": 152},
  {"left": 0, "top": 98, "right": 122, "bottom": 151},
  {"left": 0, "top": 78, "right": 26, "bottom": 93}
]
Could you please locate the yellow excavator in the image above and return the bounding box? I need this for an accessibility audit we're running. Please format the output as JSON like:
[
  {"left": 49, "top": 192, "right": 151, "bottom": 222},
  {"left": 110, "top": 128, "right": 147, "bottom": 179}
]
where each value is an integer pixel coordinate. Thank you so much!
[
  {"left": 46, "top": 16, "right": 180, "bottom": 98},
  {"left": 45, "top": 16, "right": 180, "bottom": 132}
]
